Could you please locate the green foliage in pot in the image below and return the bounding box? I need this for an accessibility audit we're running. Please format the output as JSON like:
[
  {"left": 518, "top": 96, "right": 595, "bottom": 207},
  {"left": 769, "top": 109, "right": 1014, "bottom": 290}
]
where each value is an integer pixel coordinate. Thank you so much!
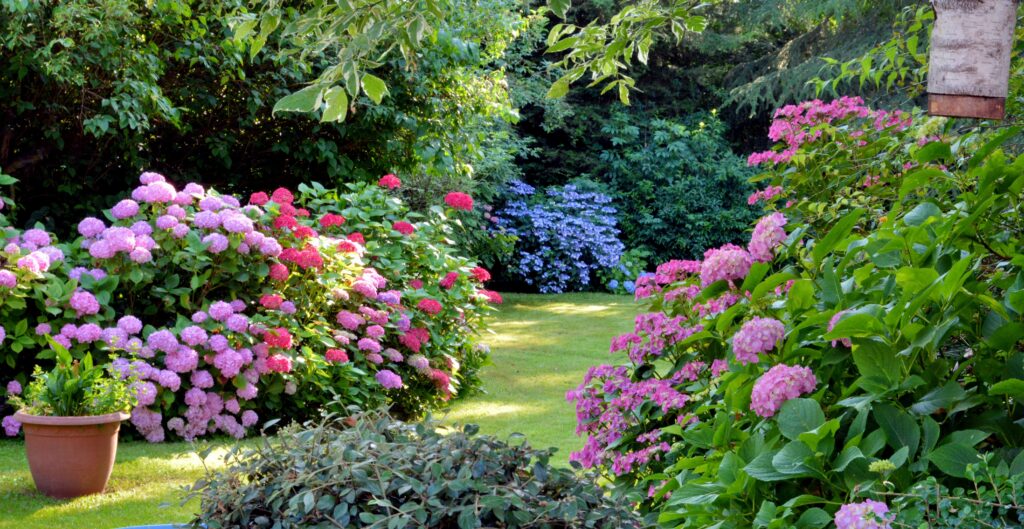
[
  {"left": 185, "top": 409, "right": 645, "bottom": 529},
  {"left": 13, "top": 337, "right": 135, "bottom": 417}
]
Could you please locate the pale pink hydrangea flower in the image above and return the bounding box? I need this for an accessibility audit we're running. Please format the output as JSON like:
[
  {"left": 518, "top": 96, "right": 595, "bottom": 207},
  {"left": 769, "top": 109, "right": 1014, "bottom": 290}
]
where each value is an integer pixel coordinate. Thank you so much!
[
  {"left": 699, "top": 244, "right": 752, "bottom": 286},
  {"left": 834, "top": 500, "right": 893, "bottom": 529},
  {"left": 748, "top": 213, "right": 787, "bottom": 262},
  {"left": 750, "top": 364, "right": 816, "bottom": 417},
  {"left": 732, "top": 317, "right": 785, "bottom": 364}
]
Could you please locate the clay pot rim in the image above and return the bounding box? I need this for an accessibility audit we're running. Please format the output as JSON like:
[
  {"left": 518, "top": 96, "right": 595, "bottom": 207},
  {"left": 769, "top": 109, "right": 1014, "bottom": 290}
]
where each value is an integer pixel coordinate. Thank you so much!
[{"left": 13, "top": 410, "right": 130, "bottom": 426}]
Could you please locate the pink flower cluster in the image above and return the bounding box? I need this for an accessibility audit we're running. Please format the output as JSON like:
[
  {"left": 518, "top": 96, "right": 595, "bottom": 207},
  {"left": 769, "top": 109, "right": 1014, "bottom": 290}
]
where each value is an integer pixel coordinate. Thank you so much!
[
  {"left": 0, "top": 170, "right": 493, "bottom": 442},
  {"left": 750, "top": 364, "right": 816, "bottom": 418},
  {"left": 732, "top": 317, "right": 785, "bottom": 365},
  {"left": 834, "top": 500, "right": 893, "bottom": 529},
  {"left": 747, "top": 97, "right": 912, "bottom": 167},
  {"left": 567, "top": 364, "right": 689, "bottom": 473},
  {"left": 748, "top": 213, "right": 787, "bottom": 263}
]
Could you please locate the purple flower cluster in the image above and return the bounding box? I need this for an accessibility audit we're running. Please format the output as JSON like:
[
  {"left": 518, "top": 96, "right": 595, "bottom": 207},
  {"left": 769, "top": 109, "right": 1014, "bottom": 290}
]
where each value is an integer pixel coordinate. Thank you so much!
[{"left": 748, "top": 213, "right": 787, "bottom": 263}]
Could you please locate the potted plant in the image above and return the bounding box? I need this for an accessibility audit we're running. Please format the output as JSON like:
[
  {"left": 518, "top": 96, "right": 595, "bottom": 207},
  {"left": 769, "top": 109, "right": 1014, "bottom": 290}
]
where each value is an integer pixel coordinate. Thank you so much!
[{"left": 11, "top": 337, "right": 135, "bottom": 498}]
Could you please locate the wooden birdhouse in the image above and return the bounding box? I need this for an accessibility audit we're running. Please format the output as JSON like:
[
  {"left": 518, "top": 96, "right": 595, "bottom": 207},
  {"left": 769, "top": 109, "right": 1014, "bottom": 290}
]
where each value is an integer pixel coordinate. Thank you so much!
[{"left": 928, "top": 0, "right": 1018, "bottom": 120}]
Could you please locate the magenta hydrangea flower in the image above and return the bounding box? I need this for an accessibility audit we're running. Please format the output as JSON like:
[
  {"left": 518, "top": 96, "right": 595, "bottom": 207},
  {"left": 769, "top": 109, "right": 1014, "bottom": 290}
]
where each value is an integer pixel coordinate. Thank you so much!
[
  {"left": 700, "top": 244, "right": 752, "bottom": 286},
  {"left": 750, "top": 364, "right": 817, "bottom": 417},
  {"left": 732, "top": 317, "right": 785, "bottom": 364},
  {"left": 129, "top": 248, "right": 152, "bottom": 264},
  {"left": 103, "top": 227, "right": 137, "bottom": 252},
  {"left": 112, "top": 199, "right": 140, "bottom": 219},
  {"left": 171, "top": 224, "right": 190, "bottom": 239},
  {"left": 366, "top": 325, "right": 385, "bottom": 339},
  {"left": 0, "top": 270, "right": 16, "bottom": 288},
  {"left": 748, "top": 212, "right": 787, "bottom": 262},
  {"left": 70, "top": 290, "right": 100, "bottom": 317},
  {"left": 34, "top": 323, "right": 51, "bottom": 336},
  {"left": 366, "top": 353, "right": 384, "bottom": 364},
  {"left": 281, "top": 301, "right": 296, "bottom": 314},
  {"left": 375, "top": 369, "right": 404, "bottom": 389},
  {"left": 78, "top": 217, "right": 106, "bottom": 238},
  {"left": 199, "top": 196, "right": 224, "bottom": 211},
  {"left": 834, "top": 500, "right": 893, "bottom": 529},
  {"left": 139, "top": 171, "right": 165, "bottom": 184},
  {"left": 194, "top": 210, "right": 221, "bottom": 229}
]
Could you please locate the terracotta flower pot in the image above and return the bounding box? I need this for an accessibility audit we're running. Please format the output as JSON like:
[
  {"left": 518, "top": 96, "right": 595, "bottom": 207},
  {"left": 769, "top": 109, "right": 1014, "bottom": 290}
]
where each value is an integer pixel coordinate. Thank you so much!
[{"left": 14, "top": 410, "right": 130, "bottom": 498}]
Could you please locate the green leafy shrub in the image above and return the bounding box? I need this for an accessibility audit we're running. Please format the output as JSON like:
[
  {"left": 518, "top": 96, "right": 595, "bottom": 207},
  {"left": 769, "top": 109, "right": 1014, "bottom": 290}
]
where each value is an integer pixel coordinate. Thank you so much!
[
  {"left": 599, "top": 112, "right": 758, "bottom": 262},
  {"left": 890, "top": 456, "right": 1024, "bottom": 528},
  {"left": 13, "top": 338, "right": 134, "bottom": 417},
  {"left": 0, "top": 0, "right": 529, "bottom": 229},
  {"left": 185, "top": 410, "right": 645, "bottom": 529}
]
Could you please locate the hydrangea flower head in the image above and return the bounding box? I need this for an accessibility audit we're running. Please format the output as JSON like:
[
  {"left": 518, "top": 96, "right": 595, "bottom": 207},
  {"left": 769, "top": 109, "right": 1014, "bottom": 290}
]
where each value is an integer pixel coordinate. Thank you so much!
[
  {"left": 378, "top": 174, "right": 401, "bottom": 189},
  {"left": 748, "top": 213, "right": 787, "bottom": 263},
  {"left": 444, "top": 192, "right": 474, "bottom": 211},
  {"left": 733, "top": 317, "right": 785, "bottom": 364},
  {"left": 700, "top": 244, "right": 752, "bottom": 286},
  {"left": 375, "top": 369, "right": 404, "bottom": 389},
  {"left": 834, "top": 500, "right": 893, "bottom": 529},
  {"left": 392, "top": 221, "right": 415, "bottom": 235},
  {"left": 750, "top": 363, "right": 817, "bottom": 417},
  {"left": 417, "top": 298, "right": 442, "bottom": 315}
]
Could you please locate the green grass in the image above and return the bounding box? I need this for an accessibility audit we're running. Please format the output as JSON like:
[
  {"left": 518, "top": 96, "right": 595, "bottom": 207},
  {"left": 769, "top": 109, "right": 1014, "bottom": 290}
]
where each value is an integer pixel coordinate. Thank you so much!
[
  {"left": 0, "top": 292, "right": 637, "bottom": 527},
  {"left": 0, "top": 437, "right": 248, "bottom": 529},
  {"left": 443, "top": 292, "right": 639, "bottom": 465}
]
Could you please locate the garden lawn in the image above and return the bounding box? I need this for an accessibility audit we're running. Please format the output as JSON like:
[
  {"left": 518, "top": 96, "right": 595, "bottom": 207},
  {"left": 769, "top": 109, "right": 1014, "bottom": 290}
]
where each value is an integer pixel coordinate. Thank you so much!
[
  {"left": 0, "top": 438, "right": 246, "bottom": 529},
  {"left": 0, "top": 292, "right": 637, "bottom": 527},
  {"left": 444, "top": 292, "right": 639, "bottom": 466}
]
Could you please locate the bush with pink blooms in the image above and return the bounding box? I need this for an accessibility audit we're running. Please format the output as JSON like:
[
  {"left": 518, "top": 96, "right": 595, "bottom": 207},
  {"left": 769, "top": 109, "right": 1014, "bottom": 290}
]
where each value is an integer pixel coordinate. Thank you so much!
[
  {"left": 0, "top": 173, "right": 498, "bottom": 441},
  {"left": 569, "top": 98, "right": 1024, "bottom": 527}
]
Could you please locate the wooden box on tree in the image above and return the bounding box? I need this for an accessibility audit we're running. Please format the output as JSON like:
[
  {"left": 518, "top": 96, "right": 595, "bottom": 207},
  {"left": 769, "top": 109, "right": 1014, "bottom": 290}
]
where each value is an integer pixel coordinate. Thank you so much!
[{"left": 928, "top": 0, "right": 1018, "bottom": 120}]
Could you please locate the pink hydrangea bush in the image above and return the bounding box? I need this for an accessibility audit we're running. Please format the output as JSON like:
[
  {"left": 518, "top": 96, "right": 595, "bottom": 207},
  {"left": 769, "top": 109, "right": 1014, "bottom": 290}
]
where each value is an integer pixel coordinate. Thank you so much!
[
  {"left": 0, "top": 173, "right": 498, "bottom": 440},
  {"left": 567, "top": 98, "right": 1016, "bottom": 527}
]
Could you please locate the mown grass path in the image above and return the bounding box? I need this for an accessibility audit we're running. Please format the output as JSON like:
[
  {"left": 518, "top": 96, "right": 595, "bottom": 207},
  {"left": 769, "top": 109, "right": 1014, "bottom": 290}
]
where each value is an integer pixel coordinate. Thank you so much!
[
  {"left": 0, "top": 292, "right": 637, "bottom": 528},
  {"left": 444, "top": 292, "right": 638, "bottom": 465}
]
